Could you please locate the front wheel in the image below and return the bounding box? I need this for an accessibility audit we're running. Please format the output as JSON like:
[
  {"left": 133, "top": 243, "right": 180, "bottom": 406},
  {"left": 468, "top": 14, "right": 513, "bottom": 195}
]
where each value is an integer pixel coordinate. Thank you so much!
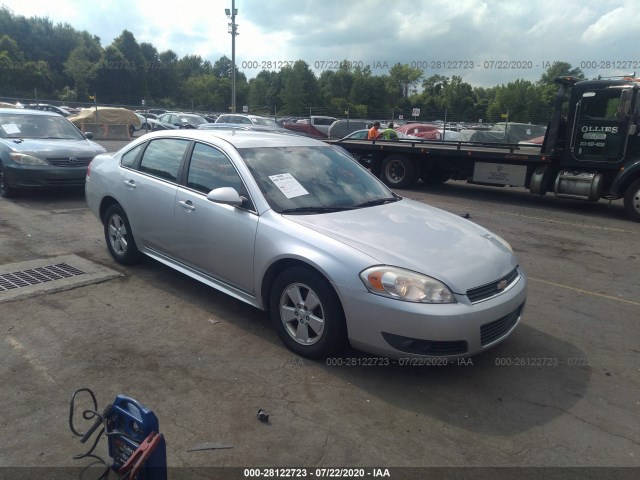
[
  {"left": 381, "top": 155, "right": 417, "bottom": 188},
  {"left": 623, "top": 178, "right": 640, "bottom": 222},
  {"left": 270, "top": 267, "right": 348, "bottom": 358},
  {"left": 103, "top": 204, "right": 142, "bottom": 265}
]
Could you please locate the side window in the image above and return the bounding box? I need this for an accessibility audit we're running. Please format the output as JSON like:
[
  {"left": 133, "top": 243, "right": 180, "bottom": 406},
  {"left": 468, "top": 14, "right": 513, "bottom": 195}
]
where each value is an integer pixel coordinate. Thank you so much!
[
  {"left": 121, "top": 143, "right": 144, "bottom": 168},
  {"left": 187, "top": 143, "right": 247, "bottom": 197},
  {"left": 241, "top": 117, "right": 252, "bottom": 124},
  {"left": 138, "top": 138, "right": 189, "bottom": 181}
]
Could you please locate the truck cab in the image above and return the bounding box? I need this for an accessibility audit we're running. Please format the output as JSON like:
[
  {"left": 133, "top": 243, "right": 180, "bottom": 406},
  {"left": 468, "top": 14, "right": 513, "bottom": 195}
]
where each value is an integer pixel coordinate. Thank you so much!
[{"left": 535, "top": 76, "right": 640, "bottom": 221}]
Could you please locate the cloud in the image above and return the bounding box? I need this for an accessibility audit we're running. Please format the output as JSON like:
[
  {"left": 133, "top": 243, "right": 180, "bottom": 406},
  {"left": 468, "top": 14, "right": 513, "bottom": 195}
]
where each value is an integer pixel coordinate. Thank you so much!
[{"left": 1, "top": 0, "right": 636, "bottom": 86}]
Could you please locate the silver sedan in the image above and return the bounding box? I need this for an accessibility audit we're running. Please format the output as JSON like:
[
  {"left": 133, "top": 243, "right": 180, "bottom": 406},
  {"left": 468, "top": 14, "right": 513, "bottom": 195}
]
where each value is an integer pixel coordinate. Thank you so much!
[{"left": 86, "top": 129, "right": 527, "bottom": 359}]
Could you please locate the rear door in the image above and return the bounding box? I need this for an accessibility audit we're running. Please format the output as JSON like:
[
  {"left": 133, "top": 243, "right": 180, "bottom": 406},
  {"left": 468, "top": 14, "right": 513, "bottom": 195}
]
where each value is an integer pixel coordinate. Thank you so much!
[{"left": 122, "top": 137, "right": 190, "bottom": 255}]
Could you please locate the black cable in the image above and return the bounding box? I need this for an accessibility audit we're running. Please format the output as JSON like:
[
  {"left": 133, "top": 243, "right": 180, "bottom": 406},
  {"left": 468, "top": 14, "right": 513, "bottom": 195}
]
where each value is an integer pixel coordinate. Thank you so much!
[{"left": 68, "top": 388, "right": 111, "bottom": 479}]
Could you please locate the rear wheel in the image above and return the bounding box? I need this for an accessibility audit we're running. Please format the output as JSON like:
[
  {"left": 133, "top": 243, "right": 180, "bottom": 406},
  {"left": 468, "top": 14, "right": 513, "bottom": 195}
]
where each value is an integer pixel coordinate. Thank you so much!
[
  {"left": 381, "top": 155, "right": 417, "bottom": 188},
  {"left": 270, "top": 266, "right": 348, "bottom": 358},
  {"left": 623, "top": 178, "right": 640, "bottom": 222},
  {"left": 0, "top": 162, "right": 17, "bottom": 198},
  {"left": 103, "top": 204, "right": 141, "bottom": 264}
]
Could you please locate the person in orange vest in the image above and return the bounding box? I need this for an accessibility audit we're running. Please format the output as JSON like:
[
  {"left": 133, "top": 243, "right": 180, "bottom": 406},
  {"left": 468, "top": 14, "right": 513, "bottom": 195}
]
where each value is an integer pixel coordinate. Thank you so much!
[{"left": 368, "top": 121, "right": 381, "bottom": 139}]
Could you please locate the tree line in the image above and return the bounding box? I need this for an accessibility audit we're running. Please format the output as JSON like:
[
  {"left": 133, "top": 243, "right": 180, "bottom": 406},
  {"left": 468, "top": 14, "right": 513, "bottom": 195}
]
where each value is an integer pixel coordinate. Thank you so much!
[{"left": 0, "top": 7, "right": 585, "bottom": 124}]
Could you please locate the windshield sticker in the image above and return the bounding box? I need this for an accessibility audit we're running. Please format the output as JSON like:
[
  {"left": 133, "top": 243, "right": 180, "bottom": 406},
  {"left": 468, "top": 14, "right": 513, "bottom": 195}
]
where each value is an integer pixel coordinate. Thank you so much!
[
  {"left": 1, "top": 124, "right": 21, "bottom": 134},
  {"left": 269, "top": 173, "right": 309, "bottom": 199}
]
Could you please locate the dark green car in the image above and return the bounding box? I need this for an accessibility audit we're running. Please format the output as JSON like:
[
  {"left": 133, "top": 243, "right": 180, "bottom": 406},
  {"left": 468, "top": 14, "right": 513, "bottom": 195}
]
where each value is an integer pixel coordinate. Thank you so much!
[{"left": 0, "top": 108, "right": 106, "bottom": 197}]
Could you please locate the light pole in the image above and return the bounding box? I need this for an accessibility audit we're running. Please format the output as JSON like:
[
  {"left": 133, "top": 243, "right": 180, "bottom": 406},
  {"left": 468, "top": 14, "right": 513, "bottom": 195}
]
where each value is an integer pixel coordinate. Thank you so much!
[{"left": 225, "top": 2, "right": 238, "bottom": 113}]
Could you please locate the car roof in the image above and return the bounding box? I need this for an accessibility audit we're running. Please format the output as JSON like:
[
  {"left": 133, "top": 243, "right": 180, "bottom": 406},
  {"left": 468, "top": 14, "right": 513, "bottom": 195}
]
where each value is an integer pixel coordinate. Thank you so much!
[
  {"left": 0, "top": 108, "right": 60, "bottom": 117},
  {"left": 139, "top": 128, "right": 325, "bottom": 148}
]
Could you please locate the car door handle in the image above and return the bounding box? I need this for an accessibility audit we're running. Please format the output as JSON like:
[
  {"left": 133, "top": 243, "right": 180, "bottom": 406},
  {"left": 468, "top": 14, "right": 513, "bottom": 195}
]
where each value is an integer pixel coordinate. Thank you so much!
[
  {"left": 123, "top": 180, "right": 136, "bottom": 189},
  {"left": 178, "top": 200, "right": 196, "bottom": 211}
]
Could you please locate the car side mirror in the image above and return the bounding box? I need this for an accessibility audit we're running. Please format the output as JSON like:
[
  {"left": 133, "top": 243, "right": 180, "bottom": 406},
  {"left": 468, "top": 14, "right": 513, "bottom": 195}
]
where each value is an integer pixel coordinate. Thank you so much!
[
  {"left": 85, "top": 132, "right": 94, "bottom": 139},
  {"left": 206, "top": 187, "right": 243, "bottom": 206}
]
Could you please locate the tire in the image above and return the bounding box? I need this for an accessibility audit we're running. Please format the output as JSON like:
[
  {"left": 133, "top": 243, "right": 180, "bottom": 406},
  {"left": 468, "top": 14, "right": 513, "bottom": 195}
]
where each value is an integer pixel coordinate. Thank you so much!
[
  {"left": 0, "top": 162, "right": 17, "bottom": 198},
  {"left": 421, "top": 169, "right": 450, "bottom": 185},
  {"left": 270, "top": 266, "right": 348, "bottom": 358},
  {"left": 381, "top": 155, "right": 417, "bottom": 188},
  {"left": 623, "top": 178, "right": 640, "bottom": 222},
  {"left": 103, "top": 204, "right": 142, "bottom": 265},
  {"left": 129, "top": 125, "right": 135, "bottom": 137}
]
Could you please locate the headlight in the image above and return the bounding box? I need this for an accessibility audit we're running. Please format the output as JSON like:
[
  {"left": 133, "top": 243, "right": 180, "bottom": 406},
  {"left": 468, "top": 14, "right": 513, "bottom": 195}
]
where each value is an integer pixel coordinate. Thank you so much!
[
  {"left": 9, "top": 153, "right": 49, "bottom": 166},
  {"left": 360, "top": 266, "right": 456, "bottom": 303}
]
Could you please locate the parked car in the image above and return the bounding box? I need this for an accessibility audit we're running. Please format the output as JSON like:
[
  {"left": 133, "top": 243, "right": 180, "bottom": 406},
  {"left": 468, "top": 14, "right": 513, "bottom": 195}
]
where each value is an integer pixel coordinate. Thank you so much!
[
  {"left": 198, "top": 123, "right": 294, "bottom": 135},
  {"left": 341, "top": 129, "right": 417, "bottom": 140},
  {"left": 0, "top": 108, "right": 106, "bottom": 197},
  {"left": 215, "top": 114, "right": 280, "bottom": 127},
  {"left": 282, "top": 116, "right": 337, "bottom": 138},
  {"left": 25, "top": 103, "right": 72, "bottom": 117},
  {"left": 154, "top": 112, "right": 208, "bottom": 130},
  {"left": 85, "top": 129, "right": 526, "bottom": 359},
  {"left": 135, "top": 112, "right": 159, "bottom": 132}
]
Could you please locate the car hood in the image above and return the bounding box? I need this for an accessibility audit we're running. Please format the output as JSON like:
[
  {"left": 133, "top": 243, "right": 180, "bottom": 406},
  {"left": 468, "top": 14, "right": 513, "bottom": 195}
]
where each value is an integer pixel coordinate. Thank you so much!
[
  {"left": 1, "top": 138, "right": 106, "bottom": 157},
  {"left": 284, "top": 198, "right": 518, "bottom": 293}
]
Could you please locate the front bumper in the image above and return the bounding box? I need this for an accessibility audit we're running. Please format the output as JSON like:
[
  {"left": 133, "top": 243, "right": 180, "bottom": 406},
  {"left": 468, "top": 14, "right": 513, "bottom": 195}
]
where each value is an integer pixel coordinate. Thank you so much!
[
  {"left": 3, "top": 163, "right": 88, "bottom": 189},
  {"left": 336, "top": 268, "right": 528, "bottom": 359}
]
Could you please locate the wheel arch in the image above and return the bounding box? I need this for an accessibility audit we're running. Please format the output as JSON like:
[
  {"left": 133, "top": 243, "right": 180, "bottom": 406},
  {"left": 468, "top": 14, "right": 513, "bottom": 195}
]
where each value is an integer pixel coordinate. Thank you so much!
[
  {"left": 99, "top": 195, "right": 122, "bottom": 223},
  {"left": 610, "top": 159, "right": 640, "bottom": 196},
  {"left": 260, "top": 258, "right": 345, "bottom": 318}
]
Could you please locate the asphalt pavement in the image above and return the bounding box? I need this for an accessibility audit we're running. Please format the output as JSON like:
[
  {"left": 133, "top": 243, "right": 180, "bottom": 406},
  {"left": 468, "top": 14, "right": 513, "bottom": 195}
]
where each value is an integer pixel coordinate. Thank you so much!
[{"left": 0, "top": 140, "right": 639, "bottom": 479}]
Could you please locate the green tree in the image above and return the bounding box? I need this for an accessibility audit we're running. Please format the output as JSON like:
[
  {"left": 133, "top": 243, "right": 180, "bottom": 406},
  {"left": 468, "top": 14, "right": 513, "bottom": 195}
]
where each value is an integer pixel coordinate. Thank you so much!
[
  {"left": 538, "top": 61, "right": 584, "bottom": 86},
  {"left": 486, "top": 79, "right": 550, "bottom": 123},
  {"left": 388, "top": 63, "right": 423, "bottom": 99},
  {"left": 279, "top": 60, "right": 319, "bottom": 115},
  {"left": 64, "top": 43, "right": 96, "bottom": 100},
  {"left": 439, "top": 76, "right": 476, "bottom": 121}
]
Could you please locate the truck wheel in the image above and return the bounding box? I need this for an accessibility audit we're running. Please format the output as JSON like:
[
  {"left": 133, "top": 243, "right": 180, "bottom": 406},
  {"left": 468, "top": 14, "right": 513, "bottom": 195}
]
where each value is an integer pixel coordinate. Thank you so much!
[
  {"left": 381, "top": 155, "right": 417, "bottom": 188},
  {"left": 421, "top": 169, "right": 450, "bottom": 185},
  {"left": 623, "top": 178, "right": 640, "bottom": 222}
]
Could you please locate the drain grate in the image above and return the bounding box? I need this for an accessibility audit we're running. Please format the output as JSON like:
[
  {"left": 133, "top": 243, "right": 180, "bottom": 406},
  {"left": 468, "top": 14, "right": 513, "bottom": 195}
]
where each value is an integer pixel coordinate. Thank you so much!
[{"left": 0, "top": 263, "right": 85, "bottom": 292}]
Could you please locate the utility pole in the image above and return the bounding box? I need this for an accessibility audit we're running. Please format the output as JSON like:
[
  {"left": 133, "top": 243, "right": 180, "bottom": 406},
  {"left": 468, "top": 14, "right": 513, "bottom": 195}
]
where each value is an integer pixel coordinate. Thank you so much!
[{"left": 226, "top": 1, "right": 239, "bottom": 113}]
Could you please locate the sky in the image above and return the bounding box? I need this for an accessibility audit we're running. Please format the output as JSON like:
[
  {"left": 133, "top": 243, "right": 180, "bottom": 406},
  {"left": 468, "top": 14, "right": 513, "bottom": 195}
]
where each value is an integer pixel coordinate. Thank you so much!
[{"left": 1, "top": 0, "right": 638, "bottom": 87}]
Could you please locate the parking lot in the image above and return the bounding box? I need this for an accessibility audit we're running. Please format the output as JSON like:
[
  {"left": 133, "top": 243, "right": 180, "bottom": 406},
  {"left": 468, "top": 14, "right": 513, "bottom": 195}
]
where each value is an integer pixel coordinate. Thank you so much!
[{"left": 1, "top": 136, "right": 639, "bottom": 479}]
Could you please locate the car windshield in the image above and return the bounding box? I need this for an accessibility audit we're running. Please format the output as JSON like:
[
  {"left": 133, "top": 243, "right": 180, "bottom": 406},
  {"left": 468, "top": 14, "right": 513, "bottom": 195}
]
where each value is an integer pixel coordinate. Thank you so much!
[
  {"left": 251, "top": 117, "right": 279, "bottom": 127},
  {"left": 239, "top": 146, "right": 396, "bottom": 213},
  {"left": 0, "top": 113, "right": 85, "bottom": 140}
]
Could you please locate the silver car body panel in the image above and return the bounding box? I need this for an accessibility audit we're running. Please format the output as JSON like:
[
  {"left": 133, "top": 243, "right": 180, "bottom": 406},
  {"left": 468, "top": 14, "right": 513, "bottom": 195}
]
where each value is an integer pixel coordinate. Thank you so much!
[{"left": 86, "top": 130, "right": 527, "bottom": 358}]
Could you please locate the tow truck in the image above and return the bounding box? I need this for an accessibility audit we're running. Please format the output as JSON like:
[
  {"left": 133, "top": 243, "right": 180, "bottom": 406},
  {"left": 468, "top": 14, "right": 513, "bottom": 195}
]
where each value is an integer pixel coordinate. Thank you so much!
[{"left": 327, "top": 76, "right": 640, "bottom": 222}]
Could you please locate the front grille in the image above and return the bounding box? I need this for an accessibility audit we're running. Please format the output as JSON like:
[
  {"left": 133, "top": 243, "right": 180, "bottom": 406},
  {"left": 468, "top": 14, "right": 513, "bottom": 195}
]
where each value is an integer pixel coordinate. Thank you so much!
[
  {"left": 466, "top": 267, "right": 519, "bottom": 303},
  {"left": 47, "top": 157, "right": 93, "bottom": 167},
  {"left": 382, "top": 332, "right": 468, "bottom": 356},
  {"left": 0, "top": 263, "right": 85, "bottom": 292},
  {"left": 480, "top": 303, "right": 524, "bottom": 346}
]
